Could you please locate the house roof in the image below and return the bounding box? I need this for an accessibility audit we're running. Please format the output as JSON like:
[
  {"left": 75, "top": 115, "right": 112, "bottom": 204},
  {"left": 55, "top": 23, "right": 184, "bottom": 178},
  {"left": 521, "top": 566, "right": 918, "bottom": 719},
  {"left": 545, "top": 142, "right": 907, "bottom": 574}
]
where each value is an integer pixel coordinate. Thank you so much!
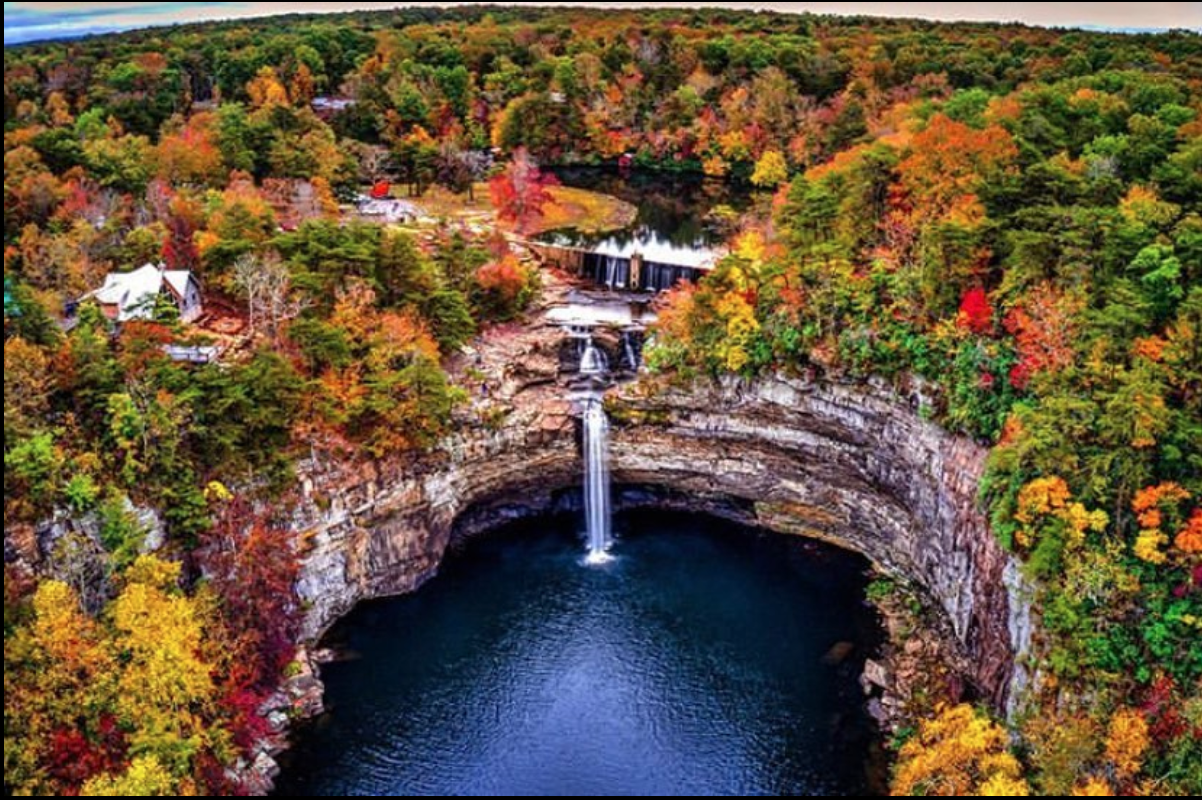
[
  {"left": 312, "top": 96, "right": 354, "bottom": 111},
  {"left": 90, "top": 263, "right": 197, "bottom": 321},
  {"left": 163, "top": 270, "right": 194, "bottom": 300},
  {"left": 163, "top": 344, "right": 220, "bottom": 363}
]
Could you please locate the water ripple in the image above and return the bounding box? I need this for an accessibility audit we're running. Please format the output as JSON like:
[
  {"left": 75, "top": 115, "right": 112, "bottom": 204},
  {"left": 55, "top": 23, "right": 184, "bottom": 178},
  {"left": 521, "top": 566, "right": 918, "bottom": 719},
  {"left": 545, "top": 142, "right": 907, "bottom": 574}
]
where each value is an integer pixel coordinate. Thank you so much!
[{"left": 275, "top": 510, "right": 878, "bottom": 796}]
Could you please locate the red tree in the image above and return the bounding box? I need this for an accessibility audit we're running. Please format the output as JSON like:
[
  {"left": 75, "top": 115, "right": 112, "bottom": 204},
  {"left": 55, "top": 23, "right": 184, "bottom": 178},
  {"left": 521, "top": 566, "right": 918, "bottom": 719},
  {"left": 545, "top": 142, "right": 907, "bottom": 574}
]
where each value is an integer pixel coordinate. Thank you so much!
[
  {"left": 199, "top": 495, "right": 302, "bottom": 753},
  {"left": 1004, "top": 283, "right": 1081, "bottom": 389},
  {"left": 200, "top": 498, "right": 300, "bottom": 688},
  {"left": 162, "top": 213, "right": 199, "bottom": 271},
  {"left": 46, "top": 715, "right": 126, "bottom": 788},
  {"left": 957, "top": 286, "right": 994, "bottom": 334},
  {"left": 488, "top": 147, "right": 558, "bottom": 235}
]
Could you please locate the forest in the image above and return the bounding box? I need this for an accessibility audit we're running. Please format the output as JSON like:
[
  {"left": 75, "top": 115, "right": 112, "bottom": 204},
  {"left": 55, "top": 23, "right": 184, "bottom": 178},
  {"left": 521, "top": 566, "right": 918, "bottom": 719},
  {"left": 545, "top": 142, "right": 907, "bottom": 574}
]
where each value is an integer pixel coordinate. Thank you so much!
[{"left": 4, "top": 5, "right": 1201, "bottom": 796}]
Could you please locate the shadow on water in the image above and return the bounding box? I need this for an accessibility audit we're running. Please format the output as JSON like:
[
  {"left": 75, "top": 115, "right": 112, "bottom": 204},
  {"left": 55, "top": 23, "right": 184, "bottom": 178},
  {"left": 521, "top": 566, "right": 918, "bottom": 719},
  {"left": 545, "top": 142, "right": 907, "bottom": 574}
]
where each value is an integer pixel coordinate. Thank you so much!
[{"left": 274, "top": 509, "right": 884, "bottom": 796}]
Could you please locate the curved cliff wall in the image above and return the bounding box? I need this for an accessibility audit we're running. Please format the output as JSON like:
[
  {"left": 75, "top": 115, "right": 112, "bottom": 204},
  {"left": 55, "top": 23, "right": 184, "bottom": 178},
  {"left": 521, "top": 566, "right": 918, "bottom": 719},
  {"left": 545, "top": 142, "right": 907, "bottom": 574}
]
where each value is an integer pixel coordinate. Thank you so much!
[{"left": 293, "top": 373, "right": 1021, "bottom": 705}]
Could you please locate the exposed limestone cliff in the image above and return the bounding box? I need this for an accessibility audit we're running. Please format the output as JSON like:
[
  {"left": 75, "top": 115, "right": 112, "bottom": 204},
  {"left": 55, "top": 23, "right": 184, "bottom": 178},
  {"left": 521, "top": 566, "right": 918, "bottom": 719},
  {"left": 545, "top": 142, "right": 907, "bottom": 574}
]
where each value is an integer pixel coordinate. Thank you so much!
[{"left": 610, "top": 375, "right": 1017, "bottom": 706}]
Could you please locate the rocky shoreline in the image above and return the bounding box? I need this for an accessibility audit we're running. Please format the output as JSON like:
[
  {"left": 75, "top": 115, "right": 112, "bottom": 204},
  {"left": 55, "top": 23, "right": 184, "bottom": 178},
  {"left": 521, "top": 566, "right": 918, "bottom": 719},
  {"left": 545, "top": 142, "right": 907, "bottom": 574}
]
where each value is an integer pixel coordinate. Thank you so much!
[{"left": 234, "top": 646, "right": 327, "bottom": 795}]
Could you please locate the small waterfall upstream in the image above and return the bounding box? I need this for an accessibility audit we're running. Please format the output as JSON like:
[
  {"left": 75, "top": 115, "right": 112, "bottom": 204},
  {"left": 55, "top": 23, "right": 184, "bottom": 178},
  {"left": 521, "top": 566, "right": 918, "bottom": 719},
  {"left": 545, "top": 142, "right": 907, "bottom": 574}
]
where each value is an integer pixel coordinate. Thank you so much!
[
  {"left": 620, "top": 330, "right": 639, "bottom": 371},
  {"left": 599, "top": 255, "right": 630, "bottom": 289},
  {"left": 582, "top": 396, "right": 613, "bottom": 563}
]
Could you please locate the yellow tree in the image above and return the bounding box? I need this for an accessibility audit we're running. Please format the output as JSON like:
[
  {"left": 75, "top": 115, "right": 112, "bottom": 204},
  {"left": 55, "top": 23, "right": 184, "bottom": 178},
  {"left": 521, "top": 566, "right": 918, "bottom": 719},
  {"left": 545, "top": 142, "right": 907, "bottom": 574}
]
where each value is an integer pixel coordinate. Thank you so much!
[
  {"left": 289, "top": 63, "right": 316, "bottom": 105},
  {"left": 1014, "top": 476, "right": 1108, "bottom": 551},
  {"left": 4, "top": 336, "right": 51, "bottom": 440},
  {"left": 1103, "top": 708, "right": 1150, "bottom": 781},
  {"left": 1071, "top": 777, "right": 1115, "bottom": 795},
  {"left": 891, "top": 704, "right": 1031, "bottom": 796},
  {"left": 4, "top": 580, "right": 117, "bottom": 795},
  {"left": 712, "top": 291, "right": 760, "bottom": 373},
  {"left": 1130, "top": 482, "right": 1192, "bottom": 565},
  {"left": 108, "top": 556, "right": 218, "bottom": 778},
  {"left": 702, "top": 154, "right": 728, "bottom": 177},
  {"left": 80, "top": 755, "right": 180, "bottom": 797},
  {"left": 246, "top": 66, "right": 289, "bottom": 109},
  {"left": 750, "top": 149, "right": 789, "bottom": 188}
]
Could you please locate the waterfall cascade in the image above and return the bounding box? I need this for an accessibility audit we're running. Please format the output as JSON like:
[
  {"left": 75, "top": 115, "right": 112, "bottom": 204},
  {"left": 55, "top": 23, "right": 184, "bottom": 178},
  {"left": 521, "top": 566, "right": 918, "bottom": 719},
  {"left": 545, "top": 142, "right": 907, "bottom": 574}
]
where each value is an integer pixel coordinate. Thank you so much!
[
  {"left": 579, "top": 335, "right": 608, "bottom": 375},
  {"left": 582, "top": 396, "right": 613, "bottom": 563},
  {"left": 559, "top": 324, "right": 619, "bottom": 562},
  {"left": 576, "top": 330, "right": 613, "bottom": 562}
]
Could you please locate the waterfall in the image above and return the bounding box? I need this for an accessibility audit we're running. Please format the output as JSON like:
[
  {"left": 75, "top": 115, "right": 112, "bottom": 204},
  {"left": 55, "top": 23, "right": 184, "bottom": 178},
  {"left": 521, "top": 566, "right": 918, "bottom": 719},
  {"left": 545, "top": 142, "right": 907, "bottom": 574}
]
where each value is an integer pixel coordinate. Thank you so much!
[
  {"left": 621, "top": 331, "right": 639, "bottom": 371},
  {"left": 579, "top": 335, "right": 607, "bottom": 376},
  {"left": 599, "top": 255, "right": 631, "bottom": 289},
  {"left": 578, "top": 332, "right": 612, "bottom": 561},
  {"left": 582, "top": 396, "right": 613, "bottom": 562}
]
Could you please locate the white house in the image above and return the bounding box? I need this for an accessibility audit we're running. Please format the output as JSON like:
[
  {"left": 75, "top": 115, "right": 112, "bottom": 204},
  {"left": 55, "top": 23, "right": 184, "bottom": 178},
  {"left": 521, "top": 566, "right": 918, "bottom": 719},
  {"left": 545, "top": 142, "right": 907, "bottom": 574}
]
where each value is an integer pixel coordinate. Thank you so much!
[{"left": 89, "top": 263, "right": 203, "bottom": 323}]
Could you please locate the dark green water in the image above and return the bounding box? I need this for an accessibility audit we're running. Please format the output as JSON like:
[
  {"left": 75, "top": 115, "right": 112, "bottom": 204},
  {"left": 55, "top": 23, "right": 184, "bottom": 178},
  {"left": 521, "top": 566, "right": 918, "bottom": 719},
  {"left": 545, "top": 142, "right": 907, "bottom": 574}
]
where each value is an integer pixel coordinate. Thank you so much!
[
  {"left": 542, "top": 167, "right": 750, "bottom": 256},
  {"left": 275, "top": 510, "right": 879, "bottom": 796}
]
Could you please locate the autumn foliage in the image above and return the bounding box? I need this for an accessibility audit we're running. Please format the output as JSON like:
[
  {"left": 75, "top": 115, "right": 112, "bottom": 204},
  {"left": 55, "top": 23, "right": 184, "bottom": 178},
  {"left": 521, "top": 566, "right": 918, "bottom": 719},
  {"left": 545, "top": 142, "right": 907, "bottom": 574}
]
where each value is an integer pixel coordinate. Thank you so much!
[
  {"left": 3, "top": 6, "right": 1201, "bottom": 797},
  {"left": 475, "top": 254, "right": 535, "bottom": 320},
  {"left": 894, "top": 114, "right": 1016, "bottom": 226},
  {"left": 1131, "top": 482, "right": 1194, "bottom": 565},
  {"left": 1003, "top": 284, "right": 1082, "bottom": 390},
  {"left": 488, "top": 147, "right": 557, "bottom": 234},
  {"left": 957, "top": 287, "right": 993, "bottom": 335},
  {"left": 5, "top": 557, "right": 236, "bottom": 795},
  {"left": 891, "top": 704, "right": 1030, "bottom": 796}
]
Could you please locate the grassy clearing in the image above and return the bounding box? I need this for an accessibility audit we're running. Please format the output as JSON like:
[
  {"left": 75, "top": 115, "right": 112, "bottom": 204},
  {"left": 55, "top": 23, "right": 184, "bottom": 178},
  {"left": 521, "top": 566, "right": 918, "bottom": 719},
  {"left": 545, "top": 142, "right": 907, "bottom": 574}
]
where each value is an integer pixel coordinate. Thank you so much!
[
  {"left": 405, "top": 183, "right": 636, "bottom": 236},
  {"left": 537, "top": 185, "right": 637, "bottom": 234}
]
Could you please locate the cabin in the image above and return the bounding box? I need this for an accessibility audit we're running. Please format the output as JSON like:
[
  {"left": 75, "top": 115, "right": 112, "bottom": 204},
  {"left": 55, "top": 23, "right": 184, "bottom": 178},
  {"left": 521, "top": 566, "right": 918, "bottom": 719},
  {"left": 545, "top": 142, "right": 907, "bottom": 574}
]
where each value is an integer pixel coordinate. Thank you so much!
[{"left": 87, "top": 263, "right": 203, "bottom": 323}]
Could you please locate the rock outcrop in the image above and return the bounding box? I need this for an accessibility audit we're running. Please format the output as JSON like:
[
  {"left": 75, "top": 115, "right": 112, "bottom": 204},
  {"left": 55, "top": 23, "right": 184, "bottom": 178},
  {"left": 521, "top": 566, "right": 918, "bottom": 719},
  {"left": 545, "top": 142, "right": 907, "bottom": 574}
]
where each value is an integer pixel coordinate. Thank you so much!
[{"left": 292, "top": 314, "right": 1021, "bottom": 705}]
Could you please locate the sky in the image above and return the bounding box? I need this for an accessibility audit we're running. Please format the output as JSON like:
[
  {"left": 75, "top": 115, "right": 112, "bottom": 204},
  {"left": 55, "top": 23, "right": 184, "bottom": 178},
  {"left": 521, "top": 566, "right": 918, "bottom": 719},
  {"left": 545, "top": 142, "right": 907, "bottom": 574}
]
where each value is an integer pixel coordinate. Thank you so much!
[{"left": 4, "top": 1, "right": 1200, "bottom": 44}]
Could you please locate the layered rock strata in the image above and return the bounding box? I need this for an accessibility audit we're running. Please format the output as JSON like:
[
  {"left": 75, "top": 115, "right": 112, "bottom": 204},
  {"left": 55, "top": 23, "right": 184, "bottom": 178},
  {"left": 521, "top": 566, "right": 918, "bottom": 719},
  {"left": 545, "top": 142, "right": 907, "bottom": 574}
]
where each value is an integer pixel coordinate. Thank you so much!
[{"left": 294, "top": 354, "right": 1019, "bottom": 704}]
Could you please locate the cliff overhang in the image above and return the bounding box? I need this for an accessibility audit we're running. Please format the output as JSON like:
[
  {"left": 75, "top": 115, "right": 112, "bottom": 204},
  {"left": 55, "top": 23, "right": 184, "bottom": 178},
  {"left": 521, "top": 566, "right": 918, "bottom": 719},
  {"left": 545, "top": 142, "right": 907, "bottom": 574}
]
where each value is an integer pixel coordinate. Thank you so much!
[{"left": 293, "top": 369, "right": 1027, "bottom": 707}]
